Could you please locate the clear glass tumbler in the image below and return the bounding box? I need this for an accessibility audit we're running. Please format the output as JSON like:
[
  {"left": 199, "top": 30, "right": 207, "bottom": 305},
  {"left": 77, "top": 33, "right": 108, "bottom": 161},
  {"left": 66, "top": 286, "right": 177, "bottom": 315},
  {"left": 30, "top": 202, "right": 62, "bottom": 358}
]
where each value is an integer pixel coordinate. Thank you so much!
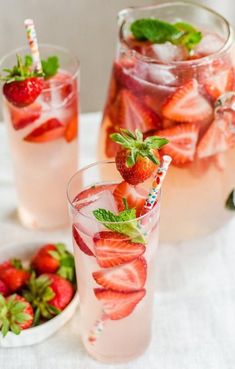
[
  {"left": 1, "top": 45, "right": 79, "bottom": 230},
  {"left": 67, "top": 161, "right": 160, "bottom": 363},
  {"left": 99, "top": 2, "right": 235, "bottom": 242}
]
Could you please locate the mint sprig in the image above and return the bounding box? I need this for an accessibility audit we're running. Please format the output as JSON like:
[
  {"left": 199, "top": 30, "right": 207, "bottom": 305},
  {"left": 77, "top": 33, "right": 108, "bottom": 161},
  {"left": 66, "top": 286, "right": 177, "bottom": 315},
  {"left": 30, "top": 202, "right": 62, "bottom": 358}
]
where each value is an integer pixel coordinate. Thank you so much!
[
  {"left": 130, "top": 18, "right": 202, "bottom": 51},
  {"left": 41, "top": 56, "right": 59, "bottom": 79},
  {"left": 93, "top": 208, "right": 146, "bottom": 244},
  {"left": 226, "top": 189, "right": 235, "bottom": 210}
]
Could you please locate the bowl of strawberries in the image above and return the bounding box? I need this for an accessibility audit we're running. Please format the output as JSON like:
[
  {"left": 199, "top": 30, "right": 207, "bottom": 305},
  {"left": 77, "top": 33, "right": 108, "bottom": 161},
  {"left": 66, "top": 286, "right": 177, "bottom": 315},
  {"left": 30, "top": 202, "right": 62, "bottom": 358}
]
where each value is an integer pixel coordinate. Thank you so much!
[{"left": 0, "top": 241, "right": 79, "bottom": 347}]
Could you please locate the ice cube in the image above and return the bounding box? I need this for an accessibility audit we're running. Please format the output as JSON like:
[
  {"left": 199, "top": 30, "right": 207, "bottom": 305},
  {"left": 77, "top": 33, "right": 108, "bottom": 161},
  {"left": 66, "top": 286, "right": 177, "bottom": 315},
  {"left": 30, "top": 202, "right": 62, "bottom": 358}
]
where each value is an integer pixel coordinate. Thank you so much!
[
  {"left": 147, "top": 65, "right": 176, "bottom": 85},
  {"left": 194, "top": 32, "right": 224, "bottom": 56},
  {"left": 144, "top": 42, "right": 186, "bottom": 63},
  {"left": 74, "top": 190, "right": 118, "bottom": 237}
]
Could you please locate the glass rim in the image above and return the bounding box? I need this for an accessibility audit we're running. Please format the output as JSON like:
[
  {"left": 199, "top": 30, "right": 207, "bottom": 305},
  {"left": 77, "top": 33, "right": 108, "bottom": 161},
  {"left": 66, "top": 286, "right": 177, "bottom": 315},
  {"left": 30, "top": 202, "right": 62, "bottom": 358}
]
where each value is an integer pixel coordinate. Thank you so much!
[
  {"left": 0, "top": 43, "right": 80, "bottom": 92},
  {"left": 67, "top": 160, "right": 160, "bottom": 225},
  {"left": 118, "top": 1, "right": 233, "bottom": 68}
]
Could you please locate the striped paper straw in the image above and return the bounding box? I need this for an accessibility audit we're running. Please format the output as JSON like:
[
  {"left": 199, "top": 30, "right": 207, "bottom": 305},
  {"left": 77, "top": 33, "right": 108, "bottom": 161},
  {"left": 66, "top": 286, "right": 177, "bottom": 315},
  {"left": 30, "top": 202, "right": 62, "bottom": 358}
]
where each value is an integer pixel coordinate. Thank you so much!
[
  {"left": 144, "top": 155, "right": 172, "bottom": 210},
  {"left": 24, "top": 19, "right": 42, "bottom": 73},
  {"left": 88, "top": 311, "right": 108, "bottom": 345}
]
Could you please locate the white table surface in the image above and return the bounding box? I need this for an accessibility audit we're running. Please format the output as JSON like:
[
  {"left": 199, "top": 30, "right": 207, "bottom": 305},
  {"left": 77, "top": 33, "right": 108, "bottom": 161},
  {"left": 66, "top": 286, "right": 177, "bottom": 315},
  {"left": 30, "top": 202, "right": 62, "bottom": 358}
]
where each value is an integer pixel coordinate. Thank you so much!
[{"left": 1, "top": 113, "right": 235, "bottom": 369}]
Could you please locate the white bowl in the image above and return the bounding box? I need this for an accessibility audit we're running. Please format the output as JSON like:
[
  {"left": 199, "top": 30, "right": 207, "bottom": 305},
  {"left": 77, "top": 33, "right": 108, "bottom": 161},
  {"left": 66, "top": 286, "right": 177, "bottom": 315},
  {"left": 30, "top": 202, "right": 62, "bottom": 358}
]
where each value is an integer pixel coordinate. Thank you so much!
[{"left": 0, "top": 241, "right": 79, "bottom": 348}]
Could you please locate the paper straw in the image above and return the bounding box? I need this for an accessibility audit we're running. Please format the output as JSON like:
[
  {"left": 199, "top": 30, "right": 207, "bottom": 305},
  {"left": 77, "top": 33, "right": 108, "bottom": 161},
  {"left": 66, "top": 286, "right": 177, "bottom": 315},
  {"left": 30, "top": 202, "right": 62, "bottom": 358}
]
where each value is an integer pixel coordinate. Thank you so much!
[
  {"left": 24, "top": 19, "right": 42, "bottom": 73},
  {"left": 88, "top": 311, "right": 108, "bottom": 344},
  {"left": 144, "top": 155, "right": 172, "bottom": 210}
]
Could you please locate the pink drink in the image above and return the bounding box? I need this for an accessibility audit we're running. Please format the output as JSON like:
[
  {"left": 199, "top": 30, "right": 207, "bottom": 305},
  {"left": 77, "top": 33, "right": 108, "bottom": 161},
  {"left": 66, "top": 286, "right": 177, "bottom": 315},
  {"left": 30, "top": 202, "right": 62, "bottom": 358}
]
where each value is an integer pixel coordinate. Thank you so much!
[
  {"left": 1, "top": 46, "right": 79, "bottom": 229},
  {"left": 99, "top": 3, "right": 235, "bottom": 242},
  {"left": 67, "top": 162, "right": 160, "bottom": 363}
]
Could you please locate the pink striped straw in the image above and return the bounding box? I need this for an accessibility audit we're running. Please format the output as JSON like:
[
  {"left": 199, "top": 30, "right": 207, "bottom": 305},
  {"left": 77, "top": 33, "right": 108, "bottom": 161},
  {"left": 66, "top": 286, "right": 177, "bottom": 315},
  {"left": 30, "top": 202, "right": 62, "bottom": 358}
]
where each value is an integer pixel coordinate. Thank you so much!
[
  {"left": 144, "top": 155, "right": 172, "bottom": 210},
  {"left": 24, "top": 19, "right": 42, "bottom": 73}
]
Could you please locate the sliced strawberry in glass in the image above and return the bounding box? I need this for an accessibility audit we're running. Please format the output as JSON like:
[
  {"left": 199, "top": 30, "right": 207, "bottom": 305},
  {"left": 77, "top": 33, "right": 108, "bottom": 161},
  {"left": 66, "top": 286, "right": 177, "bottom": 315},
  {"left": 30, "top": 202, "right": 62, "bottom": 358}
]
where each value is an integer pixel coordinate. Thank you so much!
[
  {"left": 24, "top": 118, "right": 65, "bottom": 143},
  {"left": 9, "top": 103, "right": 42, "bottom": 130},
  {"left": 113, "top": 181, "right": 146, "bottom": 217},
  {"left": 64, "top": 115, "right": 78, "bottom": 143},
  {"left": 203, "top": 61, "right": 234, "bottom": 100},
  {"left": 94, "top": 288, "right": 146, "bottom": 320},
  {"left": 157, "top": 123, "right": 200, "bottom": 166}
]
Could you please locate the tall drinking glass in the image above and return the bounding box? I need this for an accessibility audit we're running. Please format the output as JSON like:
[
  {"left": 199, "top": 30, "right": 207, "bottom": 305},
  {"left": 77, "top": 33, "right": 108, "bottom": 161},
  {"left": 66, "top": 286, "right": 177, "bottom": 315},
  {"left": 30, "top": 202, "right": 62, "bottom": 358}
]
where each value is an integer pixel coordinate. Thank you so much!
[
  {"left": 99, "top": 2, "right": 235, "bottom": 242},
  {"left": 1, "top": 45, "right": 79, "bottom": 230},
  {"left": 67, "top": 161, "right": 160, "bottom": 363}
]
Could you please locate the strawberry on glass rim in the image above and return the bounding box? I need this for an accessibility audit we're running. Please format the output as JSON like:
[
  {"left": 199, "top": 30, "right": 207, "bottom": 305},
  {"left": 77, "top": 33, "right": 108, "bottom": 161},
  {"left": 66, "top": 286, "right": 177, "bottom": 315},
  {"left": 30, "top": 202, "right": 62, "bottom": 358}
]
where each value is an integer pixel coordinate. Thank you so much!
[
  {"left": 110, "top": 128, "right": 168, "bottom": 185},
  {"left": 1, "top": 54, "right": 43, "bottom": 107}
]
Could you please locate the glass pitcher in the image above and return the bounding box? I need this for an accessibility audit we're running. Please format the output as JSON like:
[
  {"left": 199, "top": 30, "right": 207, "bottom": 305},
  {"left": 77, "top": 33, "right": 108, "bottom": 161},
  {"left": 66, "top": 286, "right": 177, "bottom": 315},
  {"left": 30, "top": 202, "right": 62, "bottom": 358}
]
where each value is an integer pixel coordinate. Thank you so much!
[{"left": 99, "top": 2, "right": 235, "bottom": 243}]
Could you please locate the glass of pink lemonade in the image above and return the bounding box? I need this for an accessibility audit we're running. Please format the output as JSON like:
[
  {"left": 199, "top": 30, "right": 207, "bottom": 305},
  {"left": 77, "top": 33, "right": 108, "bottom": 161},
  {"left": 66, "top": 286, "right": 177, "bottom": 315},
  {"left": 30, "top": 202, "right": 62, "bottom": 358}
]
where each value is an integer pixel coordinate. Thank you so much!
[
  {"left": 1, "top": 45, "right": 79, "bottom": 229},
  {"left": 100, "top": 2, "right": 235, "bottom": 242},
  {"left": 67, "top": 160, "right": 162, "bottom": 363}
]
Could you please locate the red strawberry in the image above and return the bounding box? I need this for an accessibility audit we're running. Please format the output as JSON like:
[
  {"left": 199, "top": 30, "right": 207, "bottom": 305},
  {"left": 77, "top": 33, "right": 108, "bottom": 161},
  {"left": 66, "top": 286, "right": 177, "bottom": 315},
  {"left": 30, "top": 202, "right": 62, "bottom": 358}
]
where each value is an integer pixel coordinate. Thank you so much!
[
  {"left": 116, "top": 147, "right": 160, "bottom": 185},
  {"left": 93, "top": 231, "right": 145, "bottom": 268},
  {"left": 0, "top": 260, "right": 30, "bottom": 292},
  {"left": 197, "top": 115, "right": 235, "bottom": 158},
  {"left": 32, "top": 244, "right": 59, "bottom": 274},
  {"left": 24, "top": 118, "right": 65, "bottom": 143},
  {"left": 113, "top": 181, "right": 146, "bottom": 217},
  {"left": 24, "top": 273, "right": 74, "bottom": 319},
  {"left": 204, "top": 67, "right": 234, "bottom": 100},
  {"left": 45, "top": 274, "right": 74, "bottom": 310},
  {"left": 0, "top": 294, "right": 34, "bottom": 336},
  {"left": 3, "top": 77, "right": 43, "bottom": 107},
  {"left": 64, "top": 115, "right": 78, "bottom": 142},
  {"left": 157, "top": 123, "right": 199, "bottom": 165},
  {"left": 9, "top": 103, "right": 42, "bottom": 130},
  {"left": 93, "top": 256, "right": 147, "bottom": 292},
  {"left": 94, "top": 288, "right": 146, "bottom": 320},
  {"left": 73, "top": 225, "right": 94, "bottom": 256},
  {"left": 0, "top": 279, "right": 10, "bottom": 296},
  {"left": 111, "top": 129, "right": 167, "bottom": 185},
  {"left": 162, "top": 79, "right": 213, "bottom": 123},
  {"left": 74, "top": 184, "right": 116, "bottom": 202},
  {"left": 109, "top": 89, "right": 161, "bottom": 132}
]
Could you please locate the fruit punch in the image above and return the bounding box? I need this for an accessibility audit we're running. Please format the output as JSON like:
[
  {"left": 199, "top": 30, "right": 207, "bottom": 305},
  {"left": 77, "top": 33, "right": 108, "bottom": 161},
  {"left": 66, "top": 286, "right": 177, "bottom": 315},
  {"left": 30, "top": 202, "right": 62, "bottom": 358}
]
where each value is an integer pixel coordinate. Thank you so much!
[{"left": 100, "top": 3, "right": 235, "bottom": 242}]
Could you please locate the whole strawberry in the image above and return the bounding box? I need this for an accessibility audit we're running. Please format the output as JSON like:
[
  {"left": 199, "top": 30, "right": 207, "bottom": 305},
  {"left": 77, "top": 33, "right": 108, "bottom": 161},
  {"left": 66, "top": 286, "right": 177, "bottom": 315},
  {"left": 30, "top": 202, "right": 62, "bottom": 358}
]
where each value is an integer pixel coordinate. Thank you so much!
[
  {"left": 1, "top": 54, "right": 43, "bottom": 107},
  {"left": 0, "top": 279, "right": 10, "bottom": 297},
  {"left": 0, "top": 259, "right": 30, "bottom": 292},
  {"left": 23, "top": 273, "right": 74, "bottom": 324},
  {"left": 0, "top": 294, "right": 33, "bottom": 337},
  {"left": 32, "top": 243, "right": 75, "bottom": 282},
  {"left": 111, "top": 129, "right": 168, "bottom": 185}
]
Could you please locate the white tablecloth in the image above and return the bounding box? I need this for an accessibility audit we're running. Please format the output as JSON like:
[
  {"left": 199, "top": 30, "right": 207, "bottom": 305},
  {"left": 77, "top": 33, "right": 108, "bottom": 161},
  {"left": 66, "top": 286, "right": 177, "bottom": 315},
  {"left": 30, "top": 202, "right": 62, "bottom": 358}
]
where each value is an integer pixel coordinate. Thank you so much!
[{"left": 1, "top": 113, "right": 235, "bottom": 369}]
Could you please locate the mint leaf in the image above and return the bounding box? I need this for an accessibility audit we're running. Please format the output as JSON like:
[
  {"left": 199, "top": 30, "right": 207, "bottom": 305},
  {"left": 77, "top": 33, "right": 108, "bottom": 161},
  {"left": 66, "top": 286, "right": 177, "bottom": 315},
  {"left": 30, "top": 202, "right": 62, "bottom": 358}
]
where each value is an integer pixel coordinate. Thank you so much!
[
  {"left": 41, "top": 56, "right": 59, "bottom": 79},
  {"left": 131, "top": 19, "right": 182, "bottom": 44},
  {"left": 93, "top": 208, "right": 146, "bottom": 243},
  {"left": 130, "top": 18, "right": 202, "bottom": 51},
  {"left": 226, "top": 189, "right": 235, "bottom": 210}
]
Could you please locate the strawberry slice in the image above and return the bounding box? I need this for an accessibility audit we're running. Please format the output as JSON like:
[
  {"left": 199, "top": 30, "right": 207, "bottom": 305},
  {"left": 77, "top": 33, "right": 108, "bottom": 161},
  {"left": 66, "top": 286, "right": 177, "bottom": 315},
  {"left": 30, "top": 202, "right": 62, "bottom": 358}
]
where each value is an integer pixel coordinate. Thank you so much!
[
  {"left": 157, "top": 123, "right": 199, "bottom": 165},
  {"left": 72, "top": 225, "right": 94, "bottom": 256},
  {"left": 74, "top": 184, "right": 116, "bottom": 203},
  {"left": 64, "top": 116, "right": 78, "bottom": 142},
  {"left": 114, "top": 62, "right": 142, "bottom": 95},
  {"left": 9, "top": 103, "right": 42, "bottom": 130},
  {"left": 24, "top": 118, "right": 65, "bottom": 143},
  {"left": 93, "top": 256, "right": 147, "bottom": 292},
  {"left": 197, "top": 115, "right": 235, "bottom": 158},
  {"left": 162, "top": 79, "right": 213, "bottom": 123},
  {"left": 113, "top": 181, "right": 146, "bottom": 217},
  {"left": 109, "top": 89, "right": 161, "bottom": 132},
  {"left": 94, "top": 288, "right": 146, "bottom": 320},
  {"left": 204, "top": 67, "right": 234, "bottom": 100},
  {"left": 93, "top": 231, "right": 145, "bottom": 268}
]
